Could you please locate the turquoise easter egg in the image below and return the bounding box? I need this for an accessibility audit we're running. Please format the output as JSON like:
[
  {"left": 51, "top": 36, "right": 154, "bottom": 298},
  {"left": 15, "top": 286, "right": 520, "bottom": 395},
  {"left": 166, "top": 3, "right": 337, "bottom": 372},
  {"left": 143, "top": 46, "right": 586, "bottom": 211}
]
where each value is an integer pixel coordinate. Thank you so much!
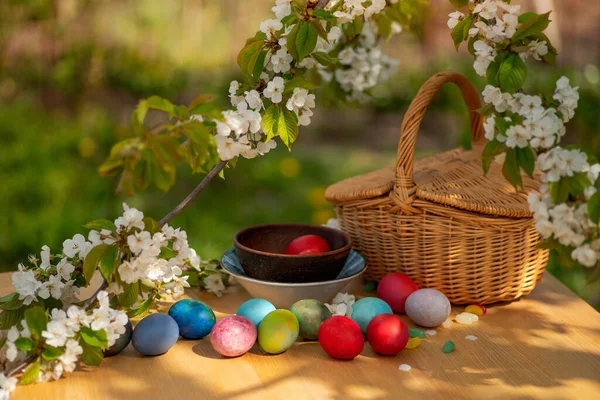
[
  {"left": 290, "top": 299, "right": 331, "bottom": 340},
  {"left": 351, "top": 297, "right": 393, "bottom": 335},
  {"left": 236, "top": 298, "right": 276, "bottom": 328},
  {"left": 104, "top": 319, "right": 132, "bottom": 357},
  {"left": 258, "top": 309, "right": 299, "bottom": 354},
  {"left": 168, "top": 299, "right": 216, "bottom": 340},
  {"left": 132, "top": 313, "right": 179, "bottom": 356}
]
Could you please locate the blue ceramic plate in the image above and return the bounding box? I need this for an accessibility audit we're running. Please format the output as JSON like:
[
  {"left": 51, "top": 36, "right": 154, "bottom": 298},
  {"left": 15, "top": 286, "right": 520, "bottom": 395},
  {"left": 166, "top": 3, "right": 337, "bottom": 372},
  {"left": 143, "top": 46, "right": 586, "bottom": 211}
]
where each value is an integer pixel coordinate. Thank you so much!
[{"left": 221, "top": 248, "right": 366, "bottom": 282}]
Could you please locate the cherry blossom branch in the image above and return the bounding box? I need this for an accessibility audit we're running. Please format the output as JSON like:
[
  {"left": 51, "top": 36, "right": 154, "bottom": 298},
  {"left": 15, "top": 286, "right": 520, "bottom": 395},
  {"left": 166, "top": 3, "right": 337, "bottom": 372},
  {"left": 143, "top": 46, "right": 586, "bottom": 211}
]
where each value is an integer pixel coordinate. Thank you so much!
[{"left": 159, "top": 160, "right": 228, "bottom": 227}]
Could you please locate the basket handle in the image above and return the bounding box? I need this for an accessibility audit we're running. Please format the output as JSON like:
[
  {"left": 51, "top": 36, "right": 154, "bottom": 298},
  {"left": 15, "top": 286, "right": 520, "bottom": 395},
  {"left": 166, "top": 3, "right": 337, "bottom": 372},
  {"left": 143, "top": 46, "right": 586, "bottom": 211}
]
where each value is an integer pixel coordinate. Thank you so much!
[{"left": 391, "top": 71, "right": 485, "bottom": 211}]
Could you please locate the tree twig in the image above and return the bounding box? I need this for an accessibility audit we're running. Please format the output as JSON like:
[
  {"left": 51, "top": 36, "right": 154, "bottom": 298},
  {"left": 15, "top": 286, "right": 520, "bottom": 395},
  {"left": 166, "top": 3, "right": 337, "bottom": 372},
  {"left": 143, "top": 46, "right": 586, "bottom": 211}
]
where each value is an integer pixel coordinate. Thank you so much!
[{"left": 158, "top": 160, "right": 228, "bottom": 227}]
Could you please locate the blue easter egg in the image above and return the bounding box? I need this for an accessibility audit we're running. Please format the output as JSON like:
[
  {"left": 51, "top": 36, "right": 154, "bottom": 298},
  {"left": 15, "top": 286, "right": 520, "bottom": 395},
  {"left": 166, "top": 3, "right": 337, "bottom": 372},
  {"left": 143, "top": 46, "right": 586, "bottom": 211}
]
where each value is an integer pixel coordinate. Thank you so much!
[
  {"left": 132, "top": 313, "right": 179, "bottom": 356},
  {"left": 351, "top": 297, "right": 393, "bottom": 335},
  {"left": 168, "top": 299, "right": 216, "bottom": 340},
  {"left": 104, "top": 319, "right": 133, "bottom": 357},
  {"left": 236, "top": 298, "right": 276, "bottom": 328}
]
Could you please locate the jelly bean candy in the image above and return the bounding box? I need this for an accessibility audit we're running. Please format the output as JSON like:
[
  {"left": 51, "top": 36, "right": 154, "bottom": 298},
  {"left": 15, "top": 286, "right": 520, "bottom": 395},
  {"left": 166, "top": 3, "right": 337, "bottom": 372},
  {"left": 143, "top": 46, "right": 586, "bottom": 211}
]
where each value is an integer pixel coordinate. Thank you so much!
[
  {"left": 442, "top": 340, "right": 455, "bottom": 353},
  {"left": 405, "top": 337, "right": 421, "bottom": 349},
  {"left": 363, "top": 281, "right": 378, "bottom": 293},
  {"left": 455, "top": 312, "right": 479, "bottom": 325},
  {"left": 442, "top": 318, "right": 452, "bottom": 328},
  {"left": 465, "top": 305, "right": 484, "bottom": 317},
  {"left": 409, "top": 328, "right": 426, "bottom": 339},
  {"left": 425, "top": 330, "right": 437, "bottom": 336}
]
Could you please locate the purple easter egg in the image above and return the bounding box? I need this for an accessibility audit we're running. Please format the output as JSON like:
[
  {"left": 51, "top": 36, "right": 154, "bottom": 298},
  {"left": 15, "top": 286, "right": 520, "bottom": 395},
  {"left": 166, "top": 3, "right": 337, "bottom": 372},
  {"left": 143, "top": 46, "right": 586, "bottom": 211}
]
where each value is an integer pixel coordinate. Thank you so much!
[{"left": 210, "top": 316, "right": 257, "bottom": 357}]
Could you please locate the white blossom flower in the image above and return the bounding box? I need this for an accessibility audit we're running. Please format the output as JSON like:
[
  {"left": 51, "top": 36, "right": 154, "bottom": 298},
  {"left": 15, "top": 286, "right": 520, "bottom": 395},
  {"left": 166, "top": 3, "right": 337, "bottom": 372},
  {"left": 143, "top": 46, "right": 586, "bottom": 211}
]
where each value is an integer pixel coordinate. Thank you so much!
[
  {"left": 40, "top": 245, "right": 51, "bottom": 270},
  {"left": 215, "top": 135, "right": 251, "bottom": 161},
  {"left": 325, "top": 218, "right": 340, "bottom": 230},
  {"left": 553, "top": 76, "right": 579, "bottom": 122},
  {"left": 521, "top": 40, "right": 548, "bottom": 61},
  {"left": 37, "top": 274, "right": 66, "bottom": 300},
  {"left": 114, "top": 203, "right": 145, "bottom": 231},
  {"left": 62, "top": 234, "right": 91, "bottom": 258},
  {"left": 272, "top": 0, "right": 291, "bottom": 19},
  {"left": 364, "top": 0, "right": 386, "bottom": 19},
  {"left": 12, "top": 264, "right": 41, "bottom": 305},
  {"left": 473, "top": 40, "right": 496, "bottom": 76},
  {"left": 483, "top": 115, "right": 496, "bottom": 141},
  {"left": 204, "top": 273, "right": 225, "bottom": 297},
  {"left": 263, "top": 77, "right": 285, "bottom": 104},
  {"left": 447, "top": 11, "right": 464, "bottom": 29},
  {"left": 325, "top": 302, "right": 352, "bottom": 317},
  {"left": 286, "top": 88, "right": 315, "bottom": 112},
  {"left": 269, "top": 48, "right": 293, "bottom": 73},
  {"left": 127, "top": 231, "right": 153, "bottom": 256},
  {"left": 89, "top": 229, "right": 115, "bottom": 246},
  {"left": 297, "top": 107, "right": 314, "bottom": 126},
  {"left": 572, "top": 245, "right": 598, "bottom": 267},
  {"left": 106, "top": 282, "right": 124, "bottom": 295},
  {"left": 118, "top": 261, "right": 139, "bottom": 284},
  {"left": 473, "top": 0, "right": 498, "bottom": 20},
  {"left": 58, "top": 339, "right": 83, "bottom": 373},
  {"left": 505, "top": 125, "right": 531, "bottom": 148},
  {"left": 244, "top": 90, "right": 263, "bottom": 110},
  {"left": 0, "top": 373, "right": 18, "bottom": 399},
  {"left": 260, "top": 19, "right": 283, "bottom": 40}
]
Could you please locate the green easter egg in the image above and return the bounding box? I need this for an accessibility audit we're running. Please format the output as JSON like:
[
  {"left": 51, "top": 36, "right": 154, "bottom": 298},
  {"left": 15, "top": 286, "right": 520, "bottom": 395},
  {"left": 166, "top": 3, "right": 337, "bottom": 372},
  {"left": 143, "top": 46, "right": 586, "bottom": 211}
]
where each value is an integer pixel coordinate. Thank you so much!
[
  {"left": 258, "top": 309, "right": 299, "bottom": 354},
  {"left": 290, "top": 299, "right": 332, "bottom": 340}
]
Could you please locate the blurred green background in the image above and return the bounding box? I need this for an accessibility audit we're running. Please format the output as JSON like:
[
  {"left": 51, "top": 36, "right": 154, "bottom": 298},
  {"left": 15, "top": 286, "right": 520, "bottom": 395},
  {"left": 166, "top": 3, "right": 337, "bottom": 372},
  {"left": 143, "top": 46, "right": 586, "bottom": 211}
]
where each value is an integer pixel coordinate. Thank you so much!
[{"left": 1, "top": 0, "right": 599, "bottom": 308}]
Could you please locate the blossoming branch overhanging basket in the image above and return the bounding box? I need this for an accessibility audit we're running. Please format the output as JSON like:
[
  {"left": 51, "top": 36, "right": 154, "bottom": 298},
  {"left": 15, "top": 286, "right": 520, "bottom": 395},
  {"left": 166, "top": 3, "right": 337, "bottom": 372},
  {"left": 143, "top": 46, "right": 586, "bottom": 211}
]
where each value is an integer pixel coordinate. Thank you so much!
[{"left": 325, "top": 71, "right": 549, "bottom": 304}]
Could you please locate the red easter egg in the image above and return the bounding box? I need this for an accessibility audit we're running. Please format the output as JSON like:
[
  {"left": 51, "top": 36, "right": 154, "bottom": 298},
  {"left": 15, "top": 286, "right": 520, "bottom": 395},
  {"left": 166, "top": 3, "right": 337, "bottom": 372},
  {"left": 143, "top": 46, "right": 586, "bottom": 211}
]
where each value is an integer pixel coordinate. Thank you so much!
[
  {"left": 377, "top": 273, "right": 419, "bottom": 313},
  {"left": 318, "top": 316, "right": 364, "bottom": 360},
  {"left": 285, "top": 235, "right": 330, "bottom": 255},
  {"left": 366, "top": 314, "right": 409, "bottom": 356}
]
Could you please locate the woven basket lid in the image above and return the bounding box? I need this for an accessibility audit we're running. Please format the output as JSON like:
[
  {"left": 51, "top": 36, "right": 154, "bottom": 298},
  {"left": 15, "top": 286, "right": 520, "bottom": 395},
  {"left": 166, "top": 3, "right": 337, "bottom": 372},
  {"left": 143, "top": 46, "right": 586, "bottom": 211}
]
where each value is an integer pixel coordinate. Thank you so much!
[{"left": 325, "top": 72, "right": 539, "bottom": 218}]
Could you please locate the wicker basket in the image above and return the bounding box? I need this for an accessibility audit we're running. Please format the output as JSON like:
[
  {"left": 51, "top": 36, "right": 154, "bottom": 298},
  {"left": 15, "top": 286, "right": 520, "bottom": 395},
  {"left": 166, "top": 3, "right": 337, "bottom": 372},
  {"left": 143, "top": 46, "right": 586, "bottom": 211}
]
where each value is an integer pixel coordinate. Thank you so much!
[{"left": 325, "top": 71, "right": 549, "bottom": 304}]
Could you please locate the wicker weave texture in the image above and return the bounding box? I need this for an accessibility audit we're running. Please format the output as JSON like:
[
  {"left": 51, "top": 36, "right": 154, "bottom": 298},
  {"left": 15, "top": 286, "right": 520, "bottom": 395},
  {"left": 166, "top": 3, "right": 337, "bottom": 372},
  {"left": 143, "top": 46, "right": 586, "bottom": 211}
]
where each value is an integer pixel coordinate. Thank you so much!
[{"left": 326, "top": 71, "right": 549, "bottom": 304}]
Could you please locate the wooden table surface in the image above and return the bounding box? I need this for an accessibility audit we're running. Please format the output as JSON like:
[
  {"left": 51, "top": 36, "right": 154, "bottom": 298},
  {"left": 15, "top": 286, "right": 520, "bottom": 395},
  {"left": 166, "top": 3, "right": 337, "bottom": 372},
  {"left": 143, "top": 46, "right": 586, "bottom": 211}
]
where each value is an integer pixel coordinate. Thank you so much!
[{"left": 2, "top": 272, "right": 600, "bottom": 400}]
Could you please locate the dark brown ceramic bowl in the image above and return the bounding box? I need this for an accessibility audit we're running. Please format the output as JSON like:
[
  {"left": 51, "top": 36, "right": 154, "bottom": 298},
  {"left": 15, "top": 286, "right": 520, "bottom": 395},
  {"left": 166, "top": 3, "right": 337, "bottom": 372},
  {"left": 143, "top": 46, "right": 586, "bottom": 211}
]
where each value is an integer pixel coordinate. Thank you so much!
[{"left": 233, "top": 223, "right": 352, "bottom": 283}]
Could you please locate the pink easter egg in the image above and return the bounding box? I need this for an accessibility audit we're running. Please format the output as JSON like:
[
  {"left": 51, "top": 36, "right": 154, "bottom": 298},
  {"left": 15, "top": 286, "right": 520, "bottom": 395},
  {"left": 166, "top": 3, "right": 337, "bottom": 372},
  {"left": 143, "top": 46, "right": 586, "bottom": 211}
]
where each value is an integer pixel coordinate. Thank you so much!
[{"left": 210, "top": 315, "right": 257, "bottom": 357}]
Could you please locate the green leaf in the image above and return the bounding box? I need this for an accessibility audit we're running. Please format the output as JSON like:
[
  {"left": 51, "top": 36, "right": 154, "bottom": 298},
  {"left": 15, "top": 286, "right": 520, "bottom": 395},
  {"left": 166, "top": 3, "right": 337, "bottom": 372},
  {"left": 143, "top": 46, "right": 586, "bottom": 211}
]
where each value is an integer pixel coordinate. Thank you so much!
[
  {"left": 261, "top": 104, "right": 281, "bottom": 141},
  {"left": 81, "top": 326, "right": 109, "bottom": 349},
  {"left": 310, "top": 19, "right": 329, "bottom": 43},
  {"left": 127, "top": 297, "right": 154, "bottom": 318},
  {"left": 132, "top": 96, "right": 176, "bottom": 134},
  {"left": 79, "top": 338, "right": 104, "bottom": 366},
  {"left": 312, "top": 52, "right": 337, "bottom": 66},
  {"left": 42, "top": 346, "right": 65, "bottom": 361},
  {"left": 15, "top": 337, "right": 35, "bottom": 352},
  {"left": 287, "top": 23, "right": 301, "bottom": 61},
  {"left": 188, "top": 94, "right": 215, "bottom": 109},
  {"left": 160, "top": 246, "right": 177, "bottom": 259},
  {"left": 486, "top": 53, "right": 505, "bottom": 87},
  {"left": 281, "top": 13, "right": 299, "bottom": 26},
  {"left": 518, "top": 12, "right": 537, "bottom": 23},
  {"left": 153, "top": 163, "right": 176, "bottom": 192},
  {"left": 237, "top": 36, "right": 265, "bottom": 78},
  {"left": 516, "top": 146, "right": 535, "bottom": 178},
  {"left": 249, "top": 50, "right": 267, "bottom": 79},
  {"left": 450, "top": 0, "right": 469, "bottom": 8},
  {"left": 133, "top": 158, "right": 153, "bottom": 192},
  {"left": 451, "top": 14, "right": 473, "bottom": 50},
  {"left": 537, "top": 237, "right": 559, "bottom": 250},
  {"left": 277, "top": 107, "right": 299, "bottom": 149},
  {"left": 589, "top": 191, "right": 600, "bottom": 223},
  {"left": 0, "top": 337, "right": 6, "bottom": 350},
  {"left": 118, "top": 282, "right": 139, "bottom": 308},
  {"left": 142, "top": 217, "right": 160, "bottom": 234},
  {"left": 42, "top": 297, "right": 63, "bottom": 312},
  {"left": 502, "top": 148, "right": 523, "bottom": 189},
  {"left": 497, "top": 53, "right": 528, "bottom": 93},
  {"left": 99, "top": 245, "right": 119, "bottom": 281},
  {"left": 375, "top": 14, "right": 393, "bottom": 40},
  {"left": 481, "top": 140, "right": 505, "bottom": 175},
  {"left": 296, "top": 21, "right": 318, "bottom": 61},
  {"left": 0, "top": 292, "right": 24, "bottom": 311},
  {"left": 569, "top": 173, "right": 591, "bottom": 197},
  {"left": 83, "top": 220, "right": 116, "bottom": 231},
  {"left": 20, "top": 358, "right": 41, "bottom": 385},
  {"left": 0, "top": 308, "right": 25, "bottom": 329},
  {"left": 25, "top": 306, "right": 47, "bottom": 341},
  {"left": 549, "top": 179, "right": 570, "bottom": 204},
  {"left": 83, "top": 244, "right": 110, "bottom": 285},
  {"left": 512, "top": 12, "right": 551, "bottom": 43}
]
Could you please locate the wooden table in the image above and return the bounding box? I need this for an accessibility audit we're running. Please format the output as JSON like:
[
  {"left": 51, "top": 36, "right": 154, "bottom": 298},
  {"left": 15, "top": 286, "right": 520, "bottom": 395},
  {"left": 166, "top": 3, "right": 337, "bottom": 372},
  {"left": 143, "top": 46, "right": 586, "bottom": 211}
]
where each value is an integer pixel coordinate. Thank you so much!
[{"left": 2, "top": 272, "right": 600, "bottom": 400}]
